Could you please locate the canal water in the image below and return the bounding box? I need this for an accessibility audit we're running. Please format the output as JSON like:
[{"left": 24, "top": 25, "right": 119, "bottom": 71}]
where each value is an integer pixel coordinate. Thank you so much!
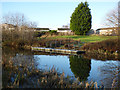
[{"left": 2, "top": 47, "right": 120, "bottom": 88}]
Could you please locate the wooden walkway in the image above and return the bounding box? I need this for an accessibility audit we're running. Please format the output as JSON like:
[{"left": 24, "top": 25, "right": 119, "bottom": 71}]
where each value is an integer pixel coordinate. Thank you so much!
[{"left": 31, "top": 47, "right": 85, "bottom": 55}]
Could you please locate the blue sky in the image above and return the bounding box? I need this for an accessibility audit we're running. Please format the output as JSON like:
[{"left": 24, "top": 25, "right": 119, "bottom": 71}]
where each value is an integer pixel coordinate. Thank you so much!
[{"left": 1, "top": 1, "right": 118, "bottom": 30}]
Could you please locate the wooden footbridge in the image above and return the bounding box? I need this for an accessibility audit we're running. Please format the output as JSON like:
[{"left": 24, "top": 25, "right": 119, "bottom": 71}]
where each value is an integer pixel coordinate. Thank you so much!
[{"left": 31, "top": 47, "right": 85, "bottom": 55}]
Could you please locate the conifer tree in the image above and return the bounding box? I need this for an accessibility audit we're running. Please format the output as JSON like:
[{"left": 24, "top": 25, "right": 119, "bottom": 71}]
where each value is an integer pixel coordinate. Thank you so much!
[{"left": 70, "top": 2, "right": 92, "bottom": 35}]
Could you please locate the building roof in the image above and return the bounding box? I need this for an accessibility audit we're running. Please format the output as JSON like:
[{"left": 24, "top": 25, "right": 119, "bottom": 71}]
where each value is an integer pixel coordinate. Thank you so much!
[
  {"left": 96, "top": 27, "right": 119, "bottom": 31},
  {"left": 34, "top": 28, "right": 50, "bottom": 30},
  {"left": 58, "top": 28, "right": 70, "bottom": 30}
]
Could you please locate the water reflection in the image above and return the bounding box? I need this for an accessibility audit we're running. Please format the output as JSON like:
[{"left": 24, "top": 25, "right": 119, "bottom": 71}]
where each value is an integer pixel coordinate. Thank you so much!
[
  {"left": 99, "top": 61, "right": 120, "bottom": 88},
  {"left": 34, "top": 55, "right": 74, "bottom": 77},
  {"left": 69, "top": 55, "right": 91, "bottom": 81},
  {"left": 2, "top": 47, "right": 36, "bottom": 68},
  {"left": 2, "top": 47, "right": 37, "bottom": 88},
  {"left": 2, "top": 47, "right": 120, "bottom": 88}
]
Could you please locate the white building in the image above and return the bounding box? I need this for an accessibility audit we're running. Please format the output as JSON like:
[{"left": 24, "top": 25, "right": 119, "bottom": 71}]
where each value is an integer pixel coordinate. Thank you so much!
[{"left": 96, "top": 27, "right": 118, "bottom": 35}]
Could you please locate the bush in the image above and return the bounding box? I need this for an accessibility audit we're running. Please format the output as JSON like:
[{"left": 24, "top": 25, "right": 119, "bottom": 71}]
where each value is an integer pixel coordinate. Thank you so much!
[
  {"left": 49, "top": 30, "right": 57, "bottom": 35},
  {"left": 34, "top": 31, "right": 46, "bottom": 37},
  {"left": 81, "top": 39, "right": 120, "bottom": 53},
  {"left": 2, "top": 30, "right": 35, "bottom": 48}
]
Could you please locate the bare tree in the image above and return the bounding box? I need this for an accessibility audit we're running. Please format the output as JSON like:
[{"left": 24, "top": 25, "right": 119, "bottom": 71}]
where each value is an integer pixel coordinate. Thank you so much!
[
  {"left": 2, "top": 13, "right": 37, "bottom": 30},
  {"left": 104, "top": 4, "right": 120, "bottom": 35},
  {"left": 2, "top": 13, "right": 37, "bottom": 43},
  {"left": 28, "top": 21, "right": 37, "bottom": 28},
  {"left": 105, "top": 8, "right": 118, "bottom": 27},
  {"left": 62, "top": 25, "right": 69, "bottom": 28},
  {"left": 100, "top": 62, "right": 120, "bottom": 88},
  {"left": 2, "top": 13, "right": 26, "bottom": 27}
]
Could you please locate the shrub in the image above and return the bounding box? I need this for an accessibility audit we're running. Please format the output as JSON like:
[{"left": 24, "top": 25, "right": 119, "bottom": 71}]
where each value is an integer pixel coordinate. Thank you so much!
[
  {"left": 81, "top": 39, "right": 120, "bottom": 53},
  {"left": 34, "top": 31, "right": 46, "bottom": 37},
  {"left": 49, "top": 30, "right": 57, "bottom": 35},
  {"left": 2, "top": 30, "right": 35, "bottom": 48}
]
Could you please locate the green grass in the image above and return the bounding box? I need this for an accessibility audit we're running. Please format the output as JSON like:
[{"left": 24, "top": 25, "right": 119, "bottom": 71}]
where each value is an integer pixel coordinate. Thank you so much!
[{"left": 48, "top": 35, "right": 117, "bottom": 43}]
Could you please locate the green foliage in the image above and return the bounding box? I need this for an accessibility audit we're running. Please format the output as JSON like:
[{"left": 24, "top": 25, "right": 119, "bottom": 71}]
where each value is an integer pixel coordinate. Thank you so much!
[
  {"left": 70, "top": 2, "right": 92, "bottom": 35},
  {"left": 69, "top": 55, "right": 91, "bottom": 81},
  {"left": 49, "top": 30, "right": 57, "bottom": 35},
  {"left": 34, "top": 31, "right": 46, "bottom": 37}
]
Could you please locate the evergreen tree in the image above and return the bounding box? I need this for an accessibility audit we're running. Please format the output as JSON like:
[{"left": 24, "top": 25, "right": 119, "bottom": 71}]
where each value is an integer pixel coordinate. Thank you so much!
[{"left": 70, "top": 2, "right": 92, "bottom": 35}]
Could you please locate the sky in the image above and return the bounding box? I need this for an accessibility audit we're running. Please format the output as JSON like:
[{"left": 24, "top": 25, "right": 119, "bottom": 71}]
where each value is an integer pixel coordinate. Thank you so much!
[{"left": 0, "top": 0, "right": 119, "bottom": 30}]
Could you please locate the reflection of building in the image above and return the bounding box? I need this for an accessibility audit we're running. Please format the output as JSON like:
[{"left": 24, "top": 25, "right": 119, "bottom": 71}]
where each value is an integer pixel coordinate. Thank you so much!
[{"left": 96, "top": 27, "right": 118, "bottom": 35}]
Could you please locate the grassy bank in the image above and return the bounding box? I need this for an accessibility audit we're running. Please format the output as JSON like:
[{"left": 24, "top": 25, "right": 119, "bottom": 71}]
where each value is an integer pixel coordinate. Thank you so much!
[
  {"left": 80, "top": 38, "right": 120, "bottom": 59},
  {"left": 2, "top": 30, "right": 117, "bottom": 47},
  {"left": 2, "top": 30, "right": 119, "bottom": 56},
  {"left": 40, "top": 34, "right": 120, "bottom": 56},
  {"left": 42, "top": 35, "right": 117, "bottom": 43},
  {"left": 2, "top": 30, "right": 80, "bottom": 50}
]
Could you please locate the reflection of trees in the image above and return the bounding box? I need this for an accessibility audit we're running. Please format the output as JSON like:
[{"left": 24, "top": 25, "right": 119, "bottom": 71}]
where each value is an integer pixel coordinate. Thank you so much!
[
  {"left": 2, "top": 47, "right": 35, "bottom": 88},
  {"left": 69, "top": 55, "right": 91, "bottom": 81},
  {"left": 2, "top": 47, "right": 35, "bottom": 68},
  {"left": 100, "top": 61, "right": 120, "bottom": 88}
]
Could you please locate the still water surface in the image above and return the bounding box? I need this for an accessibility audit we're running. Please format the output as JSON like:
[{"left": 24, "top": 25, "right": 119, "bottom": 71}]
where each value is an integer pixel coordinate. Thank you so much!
[
  {"left": 34, "top": 54, "right": 119, "bottom": 87},
  {"left": 3, "top": 48, "right": 120, "bottom": 88}
]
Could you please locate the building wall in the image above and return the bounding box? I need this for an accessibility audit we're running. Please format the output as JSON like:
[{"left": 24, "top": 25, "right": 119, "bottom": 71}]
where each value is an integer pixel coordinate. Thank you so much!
[
  {"left": 57, "top": 30, "right": 72, "bottom": 32},
  {"left": 96, "top": 29, "right": 117, "bottom": 35},
  {"left": 99, "top": 30, "right": 112, "bottom": 35},
  {"left": 1, "top": 24, "right": 16, "bottom": 30}
]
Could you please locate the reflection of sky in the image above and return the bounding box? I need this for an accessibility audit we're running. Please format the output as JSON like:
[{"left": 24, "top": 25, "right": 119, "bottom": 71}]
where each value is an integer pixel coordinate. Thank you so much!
[
  {"left": 34, "top": 55, "right": 119, "bottom": 87},
  {"left": 87, "top": 59, "right": 105, "bottom": 86},
  {"left": 87, "top": 59, "right": 119, "bottom": 88},
  {"left": 34, "top": 55, "right": 74, "bottom": 77}
]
